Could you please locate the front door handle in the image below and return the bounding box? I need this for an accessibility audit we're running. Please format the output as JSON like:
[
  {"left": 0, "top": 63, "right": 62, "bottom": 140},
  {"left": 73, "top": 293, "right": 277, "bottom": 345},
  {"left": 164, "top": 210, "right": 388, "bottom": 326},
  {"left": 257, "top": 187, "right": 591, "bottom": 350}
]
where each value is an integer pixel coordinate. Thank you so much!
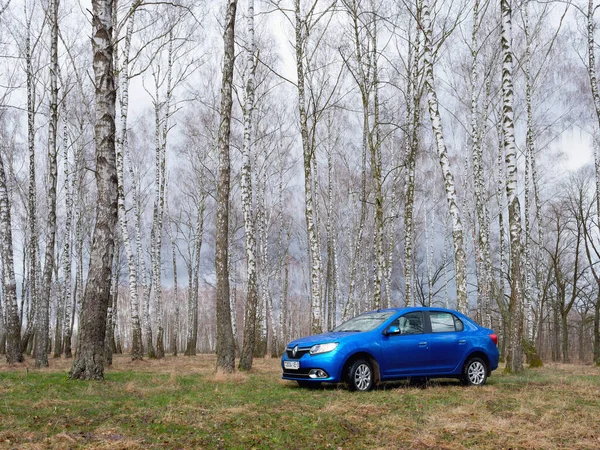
[{"left": 418, "top": 341, "right": 428, "bottom": 347}]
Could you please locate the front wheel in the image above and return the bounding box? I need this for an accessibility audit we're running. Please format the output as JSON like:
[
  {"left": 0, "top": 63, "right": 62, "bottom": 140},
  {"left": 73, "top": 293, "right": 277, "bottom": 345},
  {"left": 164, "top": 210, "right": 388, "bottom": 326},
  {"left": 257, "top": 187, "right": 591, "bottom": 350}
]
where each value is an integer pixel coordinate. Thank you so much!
[
  {"left": 347, "top": 359, "right": 374, "bottom": 391},
  {"left": 462, "top": 357, "right": 488, "bottom": 386}
]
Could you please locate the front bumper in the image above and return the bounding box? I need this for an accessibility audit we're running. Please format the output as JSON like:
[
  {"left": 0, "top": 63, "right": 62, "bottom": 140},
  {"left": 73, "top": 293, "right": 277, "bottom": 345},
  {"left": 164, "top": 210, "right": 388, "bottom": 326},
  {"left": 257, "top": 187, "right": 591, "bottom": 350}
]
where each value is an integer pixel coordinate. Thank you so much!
[{"left": 281, "top": 350, "right": 343, "bottom": 383}]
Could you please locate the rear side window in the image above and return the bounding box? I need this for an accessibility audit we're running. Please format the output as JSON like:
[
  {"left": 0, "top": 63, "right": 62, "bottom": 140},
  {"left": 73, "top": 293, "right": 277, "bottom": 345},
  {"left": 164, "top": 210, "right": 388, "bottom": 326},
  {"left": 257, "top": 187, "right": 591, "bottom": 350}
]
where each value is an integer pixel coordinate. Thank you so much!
[{"left": 430, "top": 312, "right": 463, "bottom": 333}]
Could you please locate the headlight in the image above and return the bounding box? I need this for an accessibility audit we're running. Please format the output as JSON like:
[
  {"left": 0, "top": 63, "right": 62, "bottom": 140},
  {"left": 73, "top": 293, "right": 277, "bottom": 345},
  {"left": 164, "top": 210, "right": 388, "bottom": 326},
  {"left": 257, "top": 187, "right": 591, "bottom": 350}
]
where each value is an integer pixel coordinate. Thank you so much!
[{"left": 309, "top": 342, "right": 339, "bottom": 355}]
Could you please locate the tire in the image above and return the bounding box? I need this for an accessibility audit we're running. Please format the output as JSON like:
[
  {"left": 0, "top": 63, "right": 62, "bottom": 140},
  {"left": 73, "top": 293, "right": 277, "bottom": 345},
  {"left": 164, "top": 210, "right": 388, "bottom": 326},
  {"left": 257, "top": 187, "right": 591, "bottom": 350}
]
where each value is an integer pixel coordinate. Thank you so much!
[
  {"left": 347, "top": 359, "right": 374, "bottom": 392},
  {"left": 462, "top": 357, "right": 488, "bottom": 386}
]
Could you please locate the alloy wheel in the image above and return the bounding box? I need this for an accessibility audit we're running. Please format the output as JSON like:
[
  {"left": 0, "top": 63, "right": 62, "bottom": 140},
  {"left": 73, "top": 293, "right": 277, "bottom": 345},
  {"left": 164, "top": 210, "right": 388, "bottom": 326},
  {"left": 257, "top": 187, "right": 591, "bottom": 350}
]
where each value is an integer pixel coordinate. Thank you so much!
[
  {"left": 354, "top": 363, "right": 372, "bottom": 391},
  {"left": 467, "top": 361, "right": 486, "bottom": 385}
]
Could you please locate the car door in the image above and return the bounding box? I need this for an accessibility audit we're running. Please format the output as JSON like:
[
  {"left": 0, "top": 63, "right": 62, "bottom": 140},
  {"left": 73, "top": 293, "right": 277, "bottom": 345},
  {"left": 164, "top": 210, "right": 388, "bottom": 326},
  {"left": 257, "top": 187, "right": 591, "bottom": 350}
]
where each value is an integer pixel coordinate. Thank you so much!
[
  {"left": 380, "top": 311, "right": 430, "bottom": 378},
  {"left": 426, "top": 311, "right": 469, "bottom": 374}
]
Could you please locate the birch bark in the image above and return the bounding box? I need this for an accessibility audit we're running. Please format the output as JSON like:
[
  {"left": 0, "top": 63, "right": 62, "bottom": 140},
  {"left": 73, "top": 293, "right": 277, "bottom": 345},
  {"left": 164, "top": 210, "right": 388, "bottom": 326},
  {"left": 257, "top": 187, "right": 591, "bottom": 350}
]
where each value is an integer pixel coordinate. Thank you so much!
[
  {"left": 587, "top": 0, "right": 600, "bottom": 365},
  {"left": 185, "top": 193, "right": 204, "bottom": 356},
  {"left": 342, "top": 0, "right": 369, "bottom": 318},
  {"left": 70, "top": 0, "right": 119, "bottom": 380},
  {"left": 523, "top": 2, "right": 535, "bottom": 343},
  {"left": 501, "top": 0, "right": 524, "bottom": 373},
  {"left": 21, "top": 4, "right": 37, "bottom": 353},
  {"left": 115, "top": 8, "right": 143, "bottom": 360},
  {"left": 239, "top": 0, "right": 259, "bottom": 371},
  {"left": 36, "top": 0, "right": 59, "bottom": 368},
  {"left": 469, "top": 0, "right": 492, "bottom": 327},
  {"left": 215, "top": 0, "right": 237, "bottom": 373},
  {"left": 295, "top": 0, "right": 322, "bottom": 333},
  {"left": 0, "top": 151, "right": 22, "bottom": 363},
  {"left": 422, "top": 0, "right": 468, "bottom": 313},
  {"left": 56, "top": 95, "right": 73, "bottom": 357}
]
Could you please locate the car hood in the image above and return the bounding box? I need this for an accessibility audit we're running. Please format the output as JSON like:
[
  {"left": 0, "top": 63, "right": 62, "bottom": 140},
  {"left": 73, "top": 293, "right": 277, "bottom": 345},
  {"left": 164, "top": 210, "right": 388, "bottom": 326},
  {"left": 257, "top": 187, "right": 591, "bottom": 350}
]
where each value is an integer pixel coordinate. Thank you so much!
[{"left": 287, "top": 331, "right": 361, "bottom": 348}]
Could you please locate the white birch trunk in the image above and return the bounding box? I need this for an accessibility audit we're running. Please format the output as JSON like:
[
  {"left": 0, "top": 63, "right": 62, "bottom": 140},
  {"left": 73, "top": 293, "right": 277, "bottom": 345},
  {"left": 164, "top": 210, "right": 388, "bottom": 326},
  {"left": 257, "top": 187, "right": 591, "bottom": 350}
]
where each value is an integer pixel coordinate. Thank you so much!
[
  {"left": 501, "top": 0, "right": 524, "bottom": 373},
  {"left": 115, "top": 7, "right": 143, "bottom": 360},
  {"left": 239, "top": 0, "right": 259, "bottom": 370},
  {"left": 0, "top": 151, "right": 23, "bottom": 363},
  {"left": 295, "top": 0, "right": 322, "bottom": 333},
  {"left": 22, "top": 3, "right": 38, "bottom": 353},
  {"left": 70, "top": 0, "right": 119, "bottom": 380},
  {"left": 58, "top": 96, "right": 73, "bottom": 358},
  {"left": 422, "top": 0, "right": 468, "bottom": 313},
  {"left": 523, "top": 2, "right": 535, "bottom": 342},
  {"left": 469, "top": 0, "right": 492, "bottom": 328},
  {"left": 36, "top": 0, "right": 59, "bottom": 368}
]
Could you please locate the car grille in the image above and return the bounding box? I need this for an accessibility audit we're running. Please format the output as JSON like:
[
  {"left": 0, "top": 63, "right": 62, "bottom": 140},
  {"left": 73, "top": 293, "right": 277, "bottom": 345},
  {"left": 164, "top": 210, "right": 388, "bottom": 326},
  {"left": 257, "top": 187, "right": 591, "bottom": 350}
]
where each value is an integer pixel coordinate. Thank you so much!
[
  {"left": 286, "top": 348, "right": 310, "bottom": 359},
  {"left": 282, "top": 368, "right": 312, "bottom": 378}
]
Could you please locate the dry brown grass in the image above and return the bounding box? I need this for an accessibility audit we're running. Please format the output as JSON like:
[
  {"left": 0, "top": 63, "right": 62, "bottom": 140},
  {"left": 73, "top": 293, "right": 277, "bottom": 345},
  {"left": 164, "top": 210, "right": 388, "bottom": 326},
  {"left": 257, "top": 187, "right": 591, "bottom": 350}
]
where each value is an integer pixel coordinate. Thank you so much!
[{"left": 1, "top": 355, "right": 600, "bottom": 449}]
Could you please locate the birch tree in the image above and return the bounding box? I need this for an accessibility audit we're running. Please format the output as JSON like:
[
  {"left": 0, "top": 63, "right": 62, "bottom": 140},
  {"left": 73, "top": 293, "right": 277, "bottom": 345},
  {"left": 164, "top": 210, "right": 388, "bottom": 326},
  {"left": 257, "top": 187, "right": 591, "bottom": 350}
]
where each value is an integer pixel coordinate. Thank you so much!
[
  {"left": 215, "top": 0, "right": 237, "bottom": 374},
  {"left": 0, "top": 149, "right": 22, "bottom": 364},
  {"left": 587, "top": 0, "right": 600, "bottom": 365},
  {"left": 294, "top": 0, "right": 326, "bottom": 332},
  {"left": 404, "top": 16, "right": 421, "bottom": 307},
  {"left": 35, "top": 0, "right": 59, "bottom": 368},
  {"left": 501, "top": 0, "right": 524, "bottom": 373},
  {"left": 21, "top": 0, "right": 38, "bottom": 353},
  {"left": 239, "top": 0, "right": 259, "bottom": 371},
  {"left": 115, "top": 6, "right": 143, "bottom": 360},
  {"left": 421, "top": 0, "right": 468, "bottom": 313},
  {"left": 70, "top": 0, "right": 119, "bottom": 380}
]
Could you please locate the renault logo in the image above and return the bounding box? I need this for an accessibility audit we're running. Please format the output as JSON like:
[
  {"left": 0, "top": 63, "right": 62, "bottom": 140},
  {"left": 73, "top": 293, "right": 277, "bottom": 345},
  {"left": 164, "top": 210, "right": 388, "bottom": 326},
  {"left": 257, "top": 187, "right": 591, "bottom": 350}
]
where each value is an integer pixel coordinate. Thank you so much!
[{"left": 292, "top": 345, "right": 298, "bottom": 358}]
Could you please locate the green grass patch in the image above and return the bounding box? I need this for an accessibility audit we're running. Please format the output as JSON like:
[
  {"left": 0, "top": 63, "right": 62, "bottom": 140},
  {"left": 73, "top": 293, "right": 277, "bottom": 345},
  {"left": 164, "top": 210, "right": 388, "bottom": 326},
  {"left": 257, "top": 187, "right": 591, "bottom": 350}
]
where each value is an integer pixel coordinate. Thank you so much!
[{"left": 1, "top": 356, "right": 599, "bottom": 449}]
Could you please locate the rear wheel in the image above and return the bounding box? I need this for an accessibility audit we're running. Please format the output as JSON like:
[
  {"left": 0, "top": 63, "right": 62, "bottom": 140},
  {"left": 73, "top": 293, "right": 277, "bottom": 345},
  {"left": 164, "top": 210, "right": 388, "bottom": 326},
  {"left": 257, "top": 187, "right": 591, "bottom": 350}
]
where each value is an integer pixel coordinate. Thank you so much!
[
  {"left": 347, "top": 359, "right": 374, "bottom": 391},
  {"left": 462, "top": 357, "right": 488, "bottom": 386}
]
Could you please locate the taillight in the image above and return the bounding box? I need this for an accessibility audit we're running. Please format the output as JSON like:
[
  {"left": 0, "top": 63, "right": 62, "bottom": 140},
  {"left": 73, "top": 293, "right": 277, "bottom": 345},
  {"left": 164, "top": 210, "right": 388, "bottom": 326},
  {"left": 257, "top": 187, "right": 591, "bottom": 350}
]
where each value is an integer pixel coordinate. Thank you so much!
[{"left": 489, "top": 334, "right": 498, "bottom": 346}]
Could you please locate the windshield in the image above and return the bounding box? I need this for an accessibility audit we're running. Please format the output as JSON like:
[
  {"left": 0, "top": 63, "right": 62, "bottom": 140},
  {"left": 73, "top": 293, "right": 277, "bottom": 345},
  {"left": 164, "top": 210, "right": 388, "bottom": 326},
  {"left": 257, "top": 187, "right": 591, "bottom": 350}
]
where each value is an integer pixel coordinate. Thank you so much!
[{"left": 333, "top": 311, "right": 395, "bottom": 332}]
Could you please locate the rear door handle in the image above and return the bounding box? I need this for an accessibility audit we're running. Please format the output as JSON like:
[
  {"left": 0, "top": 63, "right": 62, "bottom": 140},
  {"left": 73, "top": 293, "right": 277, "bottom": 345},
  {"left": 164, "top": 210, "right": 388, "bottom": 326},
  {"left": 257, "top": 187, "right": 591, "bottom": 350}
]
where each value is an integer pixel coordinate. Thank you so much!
[
  {"left": 418, "top": 341, "right": 428, "bottom": 347},
  {"left": 458, "top": 339, "right": 467, "bottom": 345}
]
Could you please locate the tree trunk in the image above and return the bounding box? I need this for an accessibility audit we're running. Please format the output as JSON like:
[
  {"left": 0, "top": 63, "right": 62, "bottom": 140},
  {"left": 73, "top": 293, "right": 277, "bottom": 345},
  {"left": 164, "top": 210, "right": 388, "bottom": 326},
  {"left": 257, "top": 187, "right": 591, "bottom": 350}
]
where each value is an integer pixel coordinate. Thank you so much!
[
  {"left": 0, "top": 152, "right": 23, "bottom": 364},
  {"left": 501, "top": 0, "right": 524, "bottom": 373},
  {"left": 115, "top": 6, "right": 143, "bottom": 360},
  {"left": 21, "top": 1, "right": 38, "bottom": 355},
  {"left": 61, "top": 100, "right": 74, "bottom": 359},
  {"left": 404, "top": 26, "right": 420, "bottom": 307},
  {"left": 151, "top": 32, "right": 173, "bottom": 360},
  {"left": 69, "top": 0, "right": 118, "bottom": 380},
  {"left": 239, "top": 0, "right": 259, "bottom": 371},
  {"left": 422, "top": 0, "right": 468, "bottom": 313},
  {"left": 214, "top": 0, "right": 237, "bottom": 374},
  {"left": 295, "top": 0, "right": 322, "bottom": 333},
  {"left": 105, "top": 241, "right": 120, "bottom": 365},
  {"left": 168, "top": 201, "right": 179, "bottom": 356},
  {"left": 185, "top": 194, "right": 204, "bottom": 356},
  {"left": 594, "top": 291, "right": 600, "bottom": 364},
  {"left": 35, "top": 0, "right": 59, "bottom": 368}
]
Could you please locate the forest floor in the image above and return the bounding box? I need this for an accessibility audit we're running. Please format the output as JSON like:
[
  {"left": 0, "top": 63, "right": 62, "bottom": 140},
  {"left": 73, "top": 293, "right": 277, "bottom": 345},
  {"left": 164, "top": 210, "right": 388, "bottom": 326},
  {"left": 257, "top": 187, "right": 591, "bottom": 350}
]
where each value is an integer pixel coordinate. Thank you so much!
[{"left": 0, "top": 354, "right": 599, "bottom": 449}]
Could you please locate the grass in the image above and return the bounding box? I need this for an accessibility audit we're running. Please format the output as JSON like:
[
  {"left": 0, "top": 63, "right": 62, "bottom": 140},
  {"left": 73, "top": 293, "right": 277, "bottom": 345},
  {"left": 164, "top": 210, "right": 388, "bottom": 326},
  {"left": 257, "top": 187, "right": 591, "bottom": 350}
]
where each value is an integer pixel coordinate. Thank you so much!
[{"left": 1, "top": 355, "right": 599, "bottom": 449}]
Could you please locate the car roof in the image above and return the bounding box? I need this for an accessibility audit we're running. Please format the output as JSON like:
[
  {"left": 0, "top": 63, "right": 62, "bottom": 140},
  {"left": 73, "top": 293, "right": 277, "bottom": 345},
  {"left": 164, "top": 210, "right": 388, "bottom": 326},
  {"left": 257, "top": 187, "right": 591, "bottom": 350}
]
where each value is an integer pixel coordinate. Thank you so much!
[{"left": 370, "top": 306, "right": 463, "bottom": 314}]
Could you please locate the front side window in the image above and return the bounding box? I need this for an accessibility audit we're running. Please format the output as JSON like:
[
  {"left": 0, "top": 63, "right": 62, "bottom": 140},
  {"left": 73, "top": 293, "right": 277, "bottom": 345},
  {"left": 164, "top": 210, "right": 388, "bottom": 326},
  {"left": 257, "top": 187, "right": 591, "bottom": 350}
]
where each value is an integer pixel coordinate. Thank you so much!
[
  {"left": 333, "top": 311, "right": 395, "bottom": 332},
  {"left": 430, "top": 311, "right": 463, "bottom": 333},
  {"left": 390, "top": 312, "right": 424, "bottom": 334}
]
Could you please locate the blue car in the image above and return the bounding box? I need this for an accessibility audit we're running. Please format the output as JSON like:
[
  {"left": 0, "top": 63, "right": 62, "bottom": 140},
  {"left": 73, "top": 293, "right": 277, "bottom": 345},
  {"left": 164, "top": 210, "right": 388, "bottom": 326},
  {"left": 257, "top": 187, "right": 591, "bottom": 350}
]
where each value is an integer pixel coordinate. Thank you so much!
[{"left": 281, "top": 307, "right": 499, "bottom": 391}]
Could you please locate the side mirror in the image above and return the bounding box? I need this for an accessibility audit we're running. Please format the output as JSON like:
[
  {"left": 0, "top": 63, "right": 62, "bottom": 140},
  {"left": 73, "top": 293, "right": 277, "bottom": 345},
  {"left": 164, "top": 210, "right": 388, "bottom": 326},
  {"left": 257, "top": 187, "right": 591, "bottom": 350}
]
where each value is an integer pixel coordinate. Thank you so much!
[{"left": 385, "top": 325, "right": 401, "bottom": 336}]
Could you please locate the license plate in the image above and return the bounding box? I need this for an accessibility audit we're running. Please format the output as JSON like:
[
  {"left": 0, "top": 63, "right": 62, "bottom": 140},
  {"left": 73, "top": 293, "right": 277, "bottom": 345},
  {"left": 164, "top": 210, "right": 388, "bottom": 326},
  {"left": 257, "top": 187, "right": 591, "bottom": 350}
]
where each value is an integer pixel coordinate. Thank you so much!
[{"left": 284, "top": 361, "right": 300, "bottom": 370}]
